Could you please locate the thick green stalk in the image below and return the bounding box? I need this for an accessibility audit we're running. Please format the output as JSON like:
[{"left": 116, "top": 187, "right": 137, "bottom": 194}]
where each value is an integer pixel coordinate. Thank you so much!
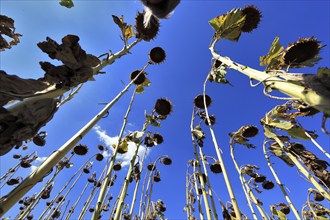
[
  {"left": 0, "top": 72, "right": 139, "bottom": 217},
  {"left": 113, "top": 118, "right": 150, "bottom": 220},
  {"left": 273, "top": 137, "right": 330, "bottom": 201},
  {"left": 262, "top": 140, "right": 301, "bottom": 219},
  {"left": 203, "top": 77, "right": 241, "bottom": 219},
  {"left": 209, "top": 39, "right": 330, "bottom": 115}
]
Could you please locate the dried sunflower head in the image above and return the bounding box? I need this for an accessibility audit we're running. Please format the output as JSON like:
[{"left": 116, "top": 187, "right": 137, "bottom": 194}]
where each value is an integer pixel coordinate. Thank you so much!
[
  {"left": 135, "top": 11, "right": 159, "bottom": 41},
  {"left": 130, "top": 70, "right": 146, "bottom": 85},
  {"left": 149, "top": 46, "right": 166, "bottom": 64},
  {"left": 73, "top": 144, "right": 88, "bottom": 156},
  {"left": 241, "top": 5, "right": 262, "bottom": 33},
  {"left": 281, "top": 37, "right": 322, "bottom": 68},
  {"left": 194, "top": 94, "right": 212, "bottom": 109},
  {"left": 154, "top": 98, "right": 173, "bottom": 116}
]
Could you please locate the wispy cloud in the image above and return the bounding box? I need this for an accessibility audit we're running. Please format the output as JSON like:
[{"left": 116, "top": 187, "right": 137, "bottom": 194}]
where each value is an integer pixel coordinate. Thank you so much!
[
  {"left": 93, "top": 125, "right": 149, "bottom": 167},
  {"left": 30, "top": 156, "right": 48, "bottom": 172}
]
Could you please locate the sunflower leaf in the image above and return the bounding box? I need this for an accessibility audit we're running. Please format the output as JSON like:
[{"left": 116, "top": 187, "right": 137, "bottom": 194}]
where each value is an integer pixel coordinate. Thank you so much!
[
  {"left": 260, "top": 36, "right": 284, "bottom": 70},
  {"left": 209, "top": 9, "right": 246, "bottom": 41}
]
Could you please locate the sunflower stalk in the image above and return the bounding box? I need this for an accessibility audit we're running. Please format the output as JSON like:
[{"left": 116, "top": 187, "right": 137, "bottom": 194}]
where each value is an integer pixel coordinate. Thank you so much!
[
  {"left": 185, "top": 164, "right": 193, "bottom": 219},
  {"left": 129, "top": 147, "right": 148, "bottom": 217},
  {"left": 229, "top": 136, "right": 261, "bottom": 220},
  {"left": 203, "top": 75, "right": 242, "bottom": 219},
  {"left": 262, "top": 139, "right": 301, "bottom": 219},
  {"left": 143, "top": 156, "right": 170, "bottom": 218},
  {"left": 295, "top": 121, "right": 330, "bottom": 159},
  {"left": 209, "top": 39, "right": 330, "bottom": 116},
  {"left": 198, "top": 150, "right": 219, "bottom": 220},
  {"left": 78, "top": 164, "right": 108, "bottom": 220},
  {"left": 273, "top": 136, "right": 330, "bottom": 201},
  {"left": 192, "top": 167, "right": 205, "bottom": 220},
  {"left": 190, "top": 108, "right": 213, "bottom": 220},
  {"left": 18, "top": 169, "right": 60, "bottom": 220},
  {"left": 48, "top": 164, "right": 85, "bottom": 218},
  {"left": 64, "top": 179, "right": 90, "bottom": 220},
  {"left": 92, "top": 80, "right": 141, "bottom": 220},
  {"left": 113, "top": 111, "right": 153, "bottom": 220},
  {"left": 0, "top": 65, "right": 148, "bottom": 217}
]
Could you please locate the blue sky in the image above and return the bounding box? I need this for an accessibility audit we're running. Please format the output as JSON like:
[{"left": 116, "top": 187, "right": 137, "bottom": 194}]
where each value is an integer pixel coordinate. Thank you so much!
[{"left": 0, "top": 0, "right": 329, "bottom": 219}]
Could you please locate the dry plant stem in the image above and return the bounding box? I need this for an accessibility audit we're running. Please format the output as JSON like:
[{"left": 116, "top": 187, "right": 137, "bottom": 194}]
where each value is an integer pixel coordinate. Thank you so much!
[
  {"left": 78, "top": 164, "right": 108, "bottom": 220},
  {"left": 185, "top": 165, "right": 193, "bottom": 219},
  {"left": 57, "top": 83, "right": 84, "bottom": 108},
  {"left": 50, "top": 167, "right": 85, "bottom": 218},
  {"left": 92, "top": 86, "right": 139, "bottom": 220},
  {"left": 113, "top": 117, "right": 151, "bottom": 220},
  {"left": 18, "top": 170, "right": 59, "bottom": 220},
  {"left": 262, "top": 140, "right": 301, "bottom": 220},
  {"left": 306, "top": 191, "right": 318, "bottom": 219},
  {"left": 8, "top": 39, "right": 142, "bottom": 114},
  {"left": 229, "top": 137, "right": 259, "bottom": 220},
  {"left": 192, "top": 167, "right": 205, "bottom": 220},
  {"left": 64, "top": 180, "right": 90, "bottom": 220},
  {"left": 209, "top": 39, "right": 330, "bottom": 116},
  {"left": 0, "top": 68, "right": 145, "bottom": 217},
  {"left": 296, "top": 121, "right": 330, "bottom": 159},
  {"left": 144, "top": 156, "right": 169, "bottom": 217},
  {"left": 190, "top": 108, "right": 212, "bottom": 220},
  {"left": 199, "top": 147, "right": 219, "bottom": 219},
  {"left": 129, "top": 147, "right": 149, "bottom": 217},
  {"left": 203, "top": 76, "right": 241, "bottom": 219},
  {"left": 273, "top": 136, "right": 330, "bottom": 201}
]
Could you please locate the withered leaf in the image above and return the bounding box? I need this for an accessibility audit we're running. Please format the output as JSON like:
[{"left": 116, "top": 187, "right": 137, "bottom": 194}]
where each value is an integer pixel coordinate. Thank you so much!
[{"left": 0, "top": 15, "right": 22, "bottom": 51}]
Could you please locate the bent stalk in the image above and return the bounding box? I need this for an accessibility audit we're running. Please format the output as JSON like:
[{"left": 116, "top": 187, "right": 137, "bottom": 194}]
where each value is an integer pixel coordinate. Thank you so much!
[
  {"left": 262, "top": 139, "right": 301, "bottom": 219},
  {"left": 0, "top": 69, "right": 143, "bottom": 217},
  {"left": 203, "top": 75, "right": 241, "bottom": 219}
]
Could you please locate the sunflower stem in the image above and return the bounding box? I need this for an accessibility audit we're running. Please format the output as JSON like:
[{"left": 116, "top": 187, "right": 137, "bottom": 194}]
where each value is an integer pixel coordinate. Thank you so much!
[
  {"left": 273, "top": 136, "right": 330, "bottom": 201},
  {"left": 209, "top": 39, "right": 330, "bottom": 116},
  {"left": 262, "top": 139, "right": 301, "bottom": 220},
  {"left": 113, "top": 114, "right": 151, "bottom": 220},
  {"left": 203, "top": 75, "right": 242, "bottom": 219},
  {"left": 0, "top": 68, "right": 141, "bottom": 217},
  {"left": 190, "top": 108, "right": 213, "bottom": 220}
]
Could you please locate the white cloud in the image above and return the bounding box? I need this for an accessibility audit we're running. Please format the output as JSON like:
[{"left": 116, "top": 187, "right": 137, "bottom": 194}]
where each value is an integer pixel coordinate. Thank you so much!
[
  {"left": 30, "top": 156, "right": 48, "bottom": 173},
  {"left": 93, "top": 125, "right": 150, "bottom": 167}
]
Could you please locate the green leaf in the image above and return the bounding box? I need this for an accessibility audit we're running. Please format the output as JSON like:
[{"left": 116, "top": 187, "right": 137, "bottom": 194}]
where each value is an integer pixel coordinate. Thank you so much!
[
  {"left": 209, "top": 9, "right": 246, "bottom": 41},
  {"left": 316, "top": 216, "right": 329, "bottom": 220},
  {"left": 267, "top": 119, "right": 294, "bottom": 130},
  {"left": 59, "top": 0, "right": 74, "bottom": 8},
  {"left": 260, "top": 36, "right": 284, "bottom": 70},
  {"left": 286, "top": 126, "right": 311, "bottom": 140}
]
